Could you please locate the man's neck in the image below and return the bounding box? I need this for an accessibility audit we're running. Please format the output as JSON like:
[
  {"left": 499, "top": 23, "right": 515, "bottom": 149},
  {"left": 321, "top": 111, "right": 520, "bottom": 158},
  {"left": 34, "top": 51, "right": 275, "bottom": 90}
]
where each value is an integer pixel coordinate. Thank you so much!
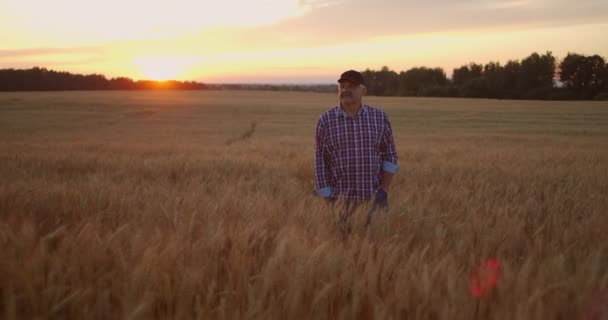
[{"left": 341, "top": 102, "right": 362, "bottom": 117}]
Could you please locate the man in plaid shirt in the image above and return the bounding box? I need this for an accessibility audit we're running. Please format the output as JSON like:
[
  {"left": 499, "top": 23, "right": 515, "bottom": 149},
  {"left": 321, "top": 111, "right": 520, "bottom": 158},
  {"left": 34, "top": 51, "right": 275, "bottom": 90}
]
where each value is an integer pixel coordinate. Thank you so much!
[{"left": 314, "top": 70, "right": 399, "bottom": 216}]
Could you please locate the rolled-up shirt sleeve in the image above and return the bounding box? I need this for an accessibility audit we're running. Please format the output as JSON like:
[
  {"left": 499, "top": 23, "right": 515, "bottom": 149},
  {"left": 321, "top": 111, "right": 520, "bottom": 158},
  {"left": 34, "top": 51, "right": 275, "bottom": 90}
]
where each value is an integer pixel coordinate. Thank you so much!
[
  {"left": 380, "top": 113, "right": 399, "bottom": 174},
  {"left": 314, "top": 117, "right": 334, "bottom": 196}
]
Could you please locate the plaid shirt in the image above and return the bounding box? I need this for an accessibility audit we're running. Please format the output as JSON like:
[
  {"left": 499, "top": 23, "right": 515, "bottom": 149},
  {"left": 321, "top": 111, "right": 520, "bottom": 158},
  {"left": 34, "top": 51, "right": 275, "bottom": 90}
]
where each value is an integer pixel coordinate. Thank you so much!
[{"left": 315, "top": 104, "right": 399, "bottom": 201}]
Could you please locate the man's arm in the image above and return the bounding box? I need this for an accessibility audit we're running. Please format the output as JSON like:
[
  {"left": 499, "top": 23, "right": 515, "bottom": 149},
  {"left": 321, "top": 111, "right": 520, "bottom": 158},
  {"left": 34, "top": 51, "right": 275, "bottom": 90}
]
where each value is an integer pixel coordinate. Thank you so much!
[
  {"left": 314, "top": 117, "right": 333, "bottom": 197},
  {"left": 379, "top": 113, "right": 399, "bottom": 191}
]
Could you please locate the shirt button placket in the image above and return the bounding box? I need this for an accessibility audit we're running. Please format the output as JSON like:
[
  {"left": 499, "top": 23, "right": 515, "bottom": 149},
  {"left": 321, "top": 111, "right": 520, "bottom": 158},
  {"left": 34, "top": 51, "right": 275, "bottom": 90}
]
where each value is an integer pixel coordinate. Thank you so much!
[{"left": 353, "top": 117, "right": 359, "bottom": 200}]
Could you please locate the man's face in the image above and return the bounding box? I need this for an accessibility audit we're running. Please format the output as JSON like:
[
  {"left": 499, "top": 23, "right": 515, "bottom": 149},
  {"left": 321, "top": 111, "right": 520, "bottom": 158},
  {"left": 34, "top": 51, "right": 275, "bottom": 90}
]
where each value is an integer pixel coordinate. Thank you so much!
[{"left": 338, "top": 80, "right": 365, "bottom": 105}]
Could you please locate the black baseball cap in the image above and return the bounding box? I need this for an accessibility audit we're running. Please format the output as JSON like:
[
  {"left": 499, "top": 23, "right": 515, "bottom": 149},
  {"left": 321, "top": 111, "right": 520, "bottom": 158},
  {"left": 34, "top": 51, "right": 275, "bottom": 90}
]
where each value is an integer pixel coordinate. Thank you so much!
[{"left": 338, "top": 70, "right": 365, "bottom": 86}]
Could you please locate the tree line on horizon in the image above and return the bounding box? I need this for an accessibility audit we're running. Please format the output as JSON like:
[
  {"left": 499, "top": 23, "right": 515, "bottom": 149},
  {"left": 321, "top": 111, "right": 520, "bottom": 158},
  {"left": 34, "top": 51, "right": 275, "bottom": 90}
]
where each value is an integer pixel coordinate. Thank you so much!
[
  {"left": 362, "top": 51, "right": 608, "bottom": 100},
  {"left": 0, "top": 67, "right": 207, "bottom": 91},
  {"left": 1, "top": 51, "right": 607, "bottom": 100},
  {"left": 0, "top": 67, "right": 336, "bottom": 93}
]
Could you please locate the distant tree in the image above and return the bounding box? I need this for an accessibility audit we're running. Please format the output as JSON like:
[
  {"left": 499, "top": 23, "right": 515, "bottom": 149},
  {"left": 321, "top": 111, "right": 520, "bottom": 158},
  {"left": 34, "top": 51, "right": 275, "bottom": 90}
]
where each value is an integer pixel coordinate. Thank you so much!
[
  {"left": 452, "top": 63, "right": 483, "bottom": 85},
  {"left": 483, "top": 62, "right": 505, "bottom": 99},
  {"left": 398, "top": 67, "right": 447, "bottom": 96},
  {"left": 361, "top": 66, "right": 399, "bottom": 96},
  {"left": 502, "top": 60, "right": 521, "bottom": 99},
  {"left": 452, "top": 66, "right": 468, "bottom": 86},
  {"left": 601, "top": 64, "right": 608, "bottom": 99},
  {"left": 83, "top": 74, "right": 109, "bottom": 90},
  {"left": 518, "top": 51, "right": 556, "bottom": 98},
  {"left": 452, "top": 63, "right": 484, "bottom": 97},
  {"left": 109, "top": 77, "right": 136, "bottom": 90},
  {"left": 559, "top": 53, "right": 606, "bottom": 99}
]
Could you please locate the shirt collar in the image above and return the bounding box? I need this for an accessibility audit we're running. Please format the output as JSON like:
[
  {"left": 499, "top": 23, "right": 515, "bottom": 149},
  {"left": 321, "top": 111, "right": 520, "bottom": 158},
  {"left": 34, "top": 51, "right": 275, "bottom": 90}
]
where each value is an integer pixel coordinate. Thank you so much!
[{"left": 336, "top": 104, "right": 367, "bottom": 118}]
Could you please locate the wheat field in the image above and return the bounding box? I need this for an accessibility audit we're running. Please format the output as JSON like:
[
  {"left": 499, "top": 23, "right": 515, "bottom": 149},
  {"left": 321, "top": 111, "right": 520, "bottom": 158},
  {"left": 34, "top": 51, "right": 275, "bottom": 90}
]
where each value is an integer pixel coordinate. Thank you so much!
[{"left": 1, "top": 90, "right": 607, "bottom": 319}]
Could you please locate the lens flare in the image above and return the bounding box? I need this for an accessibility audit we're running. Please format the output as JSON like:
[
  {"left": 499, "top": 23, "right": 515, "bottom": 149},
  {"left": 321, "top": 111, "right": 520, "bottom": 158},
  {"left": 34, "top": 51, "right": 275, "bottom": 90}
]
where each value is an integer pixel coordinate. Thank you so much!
[
  {"left": 469, "top": 259, "right": 501, "bottom": 298},
  {"left": 581, "top": 290, "right": 608, "bottom": 320}
]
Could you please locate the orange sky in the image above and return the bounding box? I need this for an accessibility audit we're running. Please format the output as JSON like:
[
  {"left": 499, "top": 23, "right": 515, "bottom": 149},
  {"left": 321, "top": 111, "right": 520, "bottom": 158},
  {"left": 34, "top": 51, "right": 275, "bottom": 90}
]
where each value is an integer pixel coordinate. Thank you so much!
[{"left": 1, "top": 0, "right": 608, "bottom": 83}]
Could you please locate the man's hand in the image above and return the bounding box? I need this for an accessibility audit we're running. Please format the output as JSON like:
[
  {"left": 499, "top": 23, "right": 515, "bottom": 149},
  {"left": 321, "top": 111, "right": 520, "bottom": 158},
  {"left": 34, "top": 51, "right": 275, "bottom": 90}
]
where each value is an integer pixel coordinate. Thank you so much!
[
  {"left": 311, "top": 190, "right": 336, "bottom": 205},
  {"left": 373, "top": 187, "right": 389, "bottom": 209}
]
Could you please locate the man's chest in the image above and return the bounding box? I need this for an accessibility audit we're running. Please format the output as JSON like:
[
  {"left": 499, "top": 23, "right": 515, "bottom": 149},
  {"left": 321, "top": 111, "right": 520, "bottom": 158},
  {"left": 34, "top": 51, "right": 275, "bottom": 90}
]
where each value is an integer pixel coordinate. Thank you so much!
[{"left": 325, "top": 117, "right": 384, "bottom": 151}]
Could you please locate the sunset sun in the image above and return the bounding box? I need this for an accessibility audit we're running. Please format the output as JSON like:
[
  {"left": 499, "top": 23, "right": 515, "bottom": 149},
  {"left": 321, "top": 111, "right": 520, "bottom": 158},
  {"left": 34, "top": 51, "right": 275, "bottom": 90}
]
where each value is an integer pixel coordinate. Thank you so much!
[{"left": 133, "top": 56, "right": 199, "bottom": 81}]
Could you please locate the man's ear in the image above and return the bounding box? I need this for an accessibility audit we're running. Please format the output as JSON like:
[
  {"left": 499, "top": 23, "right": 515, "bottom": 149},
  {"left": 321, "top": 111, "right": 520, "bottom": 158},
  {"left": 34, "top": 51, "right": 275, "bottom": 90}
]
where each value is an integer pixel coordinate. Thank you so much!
[{"left": 361, "top": 85, "right": 367, "bottom": 96}]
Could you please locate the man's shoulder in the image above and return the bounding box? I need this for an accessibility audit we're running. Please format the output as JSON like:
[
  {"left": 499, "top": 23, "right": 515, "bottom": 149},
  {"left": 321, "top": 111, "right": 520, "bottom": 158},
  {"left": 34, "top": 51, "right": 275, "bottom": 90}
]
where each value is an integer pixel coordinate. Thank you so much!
[
  {"left": 318, "top": 104, "right": 388, "bottom": 122},
  {"left": 318, "top": 106, "right": 341, "bottom": 121},
  {"left": 364, "top": 104, "right": 388, "bottom": 118}
]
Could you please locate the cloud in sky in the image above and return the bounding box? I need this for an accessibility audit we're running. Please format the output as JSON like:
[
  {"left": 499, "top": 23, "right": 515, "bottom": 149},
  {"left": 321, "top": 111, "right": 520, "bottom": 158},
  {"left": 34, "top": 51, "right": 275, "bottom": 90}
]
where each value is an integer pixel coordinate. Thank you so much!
[
  {"left": 1, "top": 0, "right": 323, "bottom": 45},
  {"left": 4, "top": 0, "right": 607, "bottom": 47},
  {"left": 1, "top": 0, "right": 607, "bottom": 82},
  {"left": 267, "top": 0, "right": 608, "bottom": 44},
  {"left": 0, "top": 47, "right": 102, "bottom": 58}
]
